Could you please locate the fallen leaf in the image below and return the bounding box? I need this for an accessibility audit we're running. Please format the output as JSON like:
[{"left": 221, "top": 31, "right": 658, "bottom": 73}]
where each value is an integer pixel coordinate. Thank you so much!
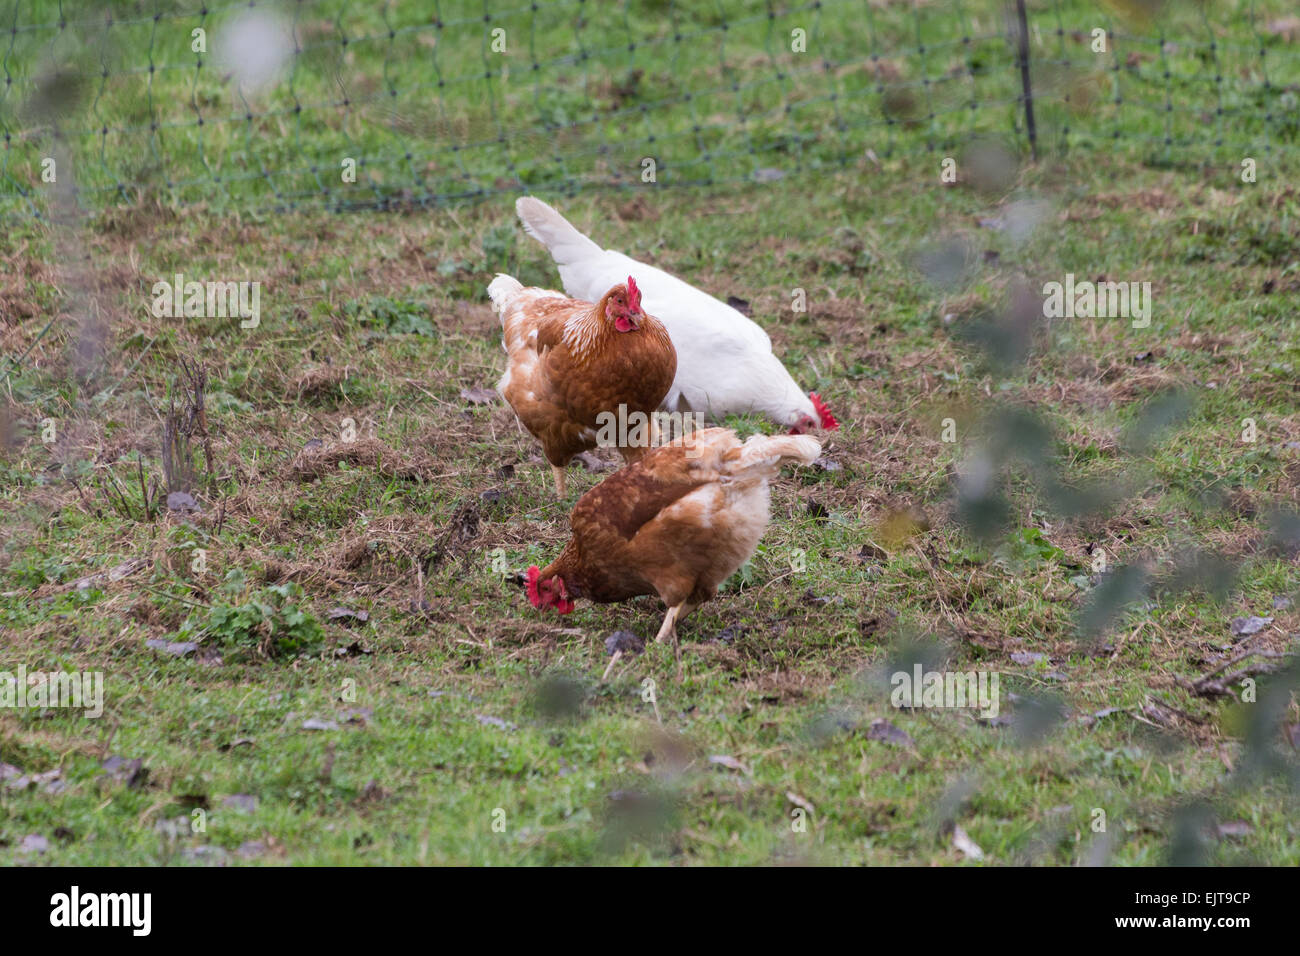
[
  {"left": 301, "top": 718, "right": 340, "bottom": 731},
  {"left": 182, "top": 845, "right": 229, "bottom": 864},
  {"left": 786, "top": 791, "right": 815, "bottom": 813},
  {"left": 155, "top": 816, "right": 190, "bottom": 838},
  {"left": 1010, "top": 651, "right": 1045, "bottom": 665},
  {"left": 9, "top": 767, "right": 65, "bottom": 795},
  {"left": 327, "top": 607, "right": 369, "bottom": 625},
  {"left": 222, "top": 794, "right": 257, "bottom": 814},
  {"left": 856, "top": 542, "right": 888, "bottom": 562},
  {"left": 708, "top": 754, "right": 752, "bottom": 775},
  {"left": 100, "top": 756, "right": 146, "bottom": 788},
  {"left": 1140, "top": 701, "right": 1178, "bottom": 727},
  {"left": 712, "top": 626, "right": 742, "bottom": 644},
  {"left": 334, "top": 640, "right": 371, "bottom": 657},
  {"left": 979, "top": 714, "right": 1016, "bottom": 728},
  {"left": 60, "top": 557, "right": 149, "bottom": 593},
  {"left": 605, "top": 631, "right": 645, "bottom": 656},
  {"left": 146, "top": 639, "right": 198, "bottom": 657},
  {"left": 460, "top": 387, "right": 497, "bottom": 405},
  {"left": 1216, "top": 820, "right": 1252, "bottom": 839},
  {"left": 866, "top": 717, "right": 915, "bottom": 748},
  {"left": 19, "top": 834, "right": 49, "bottom": 854},
  {"left": 1230, "top": 615, "right": 1272, "bottom": 637},
  {"left": 237, "top": 840, "right": 268, "bottom": 859}
]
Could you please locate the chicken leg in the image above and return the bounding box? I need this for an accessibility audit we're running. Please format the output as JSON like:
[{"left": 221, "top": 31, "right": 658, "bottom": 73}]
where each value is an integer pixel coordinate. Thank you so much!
[
  {"left": 551, "top": 464, "right": 567, "bottom": 497},
  {"left": 654, "top": 602, "right": 687, "bottom": 677}
]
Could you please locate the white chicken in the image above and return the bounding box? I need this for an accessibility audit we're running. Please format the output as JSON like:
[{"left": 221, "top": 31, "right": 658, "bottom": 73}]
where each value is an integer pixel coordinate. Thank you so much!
[{"left": 515, "top": 197, "right": 838, "bottom": 434}]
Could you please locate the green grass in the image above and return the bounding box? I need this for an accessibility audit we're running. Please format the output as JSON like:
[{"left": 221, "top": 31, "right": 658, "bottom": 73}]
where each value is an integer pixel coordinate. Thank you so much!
[
  {"left": 0, "top": 0, "right": 1298, "bottom": 866},
  {"left": 2, "top": 0, "right": 1299, "bottom": 217}
]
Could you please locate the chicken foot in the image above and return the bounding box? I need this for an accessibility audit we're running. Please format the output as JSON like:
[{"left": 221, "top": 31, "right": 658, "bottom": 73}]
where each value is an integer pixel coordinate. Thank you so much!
[{"left": 654, "top": 601, "right": 689, "bottom": 678}]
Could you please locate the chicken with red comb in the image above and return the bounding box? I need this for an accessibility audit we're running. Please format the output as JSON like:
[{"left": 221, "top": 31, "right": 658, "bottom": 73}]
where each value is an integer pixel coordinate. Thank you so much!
[
  {"left": 524, "top": 426, "right": 822, "bottom": 669},
  {"left": 487, "top": 272, "right": 676, "bottom": 496},
  {"left": 516, "top": 196, "right": 842, "bottom": 435}
]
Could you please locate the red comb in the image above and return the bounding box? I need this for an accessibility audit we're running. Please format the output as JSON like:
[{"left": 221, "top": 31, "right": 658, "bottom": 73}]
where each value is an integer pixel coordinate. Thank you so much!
[
  {"left": 810, "top": 393, "right": 839, "bottom": 430},
  {"left": 626, "top": 276, "right": 641, "bottom": 311},
  {"left": 525, "top": 566, "right": 542, "bottom": 609}
]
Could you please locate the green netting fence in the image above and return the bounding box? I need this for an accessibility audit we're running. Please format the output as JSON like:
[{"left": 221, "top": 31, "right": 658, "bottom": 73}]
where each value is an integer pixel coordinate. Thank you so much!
[{"left": 1, "top": 0, "right": 1298, "bottom": 221}]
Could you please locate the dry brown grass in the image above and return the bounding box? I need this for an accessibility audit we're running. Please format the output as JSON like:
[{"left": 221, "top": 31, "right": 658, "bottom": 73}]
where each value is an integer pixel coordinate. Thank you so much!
[
  {"left": 287, "top": 364, "right": 353, "bottom": 401},
  {"left": 286, "top": 436, "right": 452, "bottom": 482}
]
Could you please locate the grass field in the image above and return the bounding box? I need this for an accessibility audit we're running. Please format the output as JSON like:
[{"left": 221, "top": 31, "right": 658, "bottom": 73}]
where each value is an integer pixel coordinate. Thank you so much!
[{"left": 1, "top": 0, "right": 1299, "bottom": 865}]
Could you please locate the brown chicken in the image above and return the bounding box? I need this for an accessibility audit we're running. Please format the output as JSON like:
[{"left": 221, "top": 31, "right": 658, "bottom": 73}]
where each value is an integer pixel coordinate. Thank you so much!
[
  {"left": 489, "top": 273, "right": 676, "bottom": 496},
  {"left": 525, "top": 427, "right": 822, "bottom": 664}
]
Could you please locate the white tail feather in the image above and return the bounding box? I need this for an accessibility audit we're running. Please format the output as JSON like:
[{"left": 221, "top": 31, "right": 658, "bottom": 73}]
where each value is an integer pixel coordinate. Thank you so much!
[
  {"left": 737, "top": 434, "right": 821, "bottom": 468},
  {"left": 515, "top": 197, "right": 603, "bottom": 267},
  {"left": 719, "top": 433, "right": 821, "bottom": 483}
]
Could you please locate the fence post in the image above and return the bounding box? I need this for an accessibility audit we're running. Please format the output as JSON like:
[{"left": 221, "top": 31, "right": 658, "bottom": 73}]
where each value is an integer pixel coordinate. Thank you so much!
[{"left": 1014, "top": 0, "right": 1039, "bottom": 161}]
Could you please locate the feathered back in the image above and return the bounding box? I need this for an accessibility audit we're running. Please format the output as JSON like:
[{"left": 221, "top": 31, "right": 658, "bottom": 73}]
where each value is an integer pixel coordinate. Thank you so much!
[
  {"left": 537, "top": 426, "right": 821, "bottom": 607},
  {"left": 515, "top": 198, "right": 831, "bottom": 429},
  {"left": 564, "top": 428, "right": 819, "bottom": 544}
]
